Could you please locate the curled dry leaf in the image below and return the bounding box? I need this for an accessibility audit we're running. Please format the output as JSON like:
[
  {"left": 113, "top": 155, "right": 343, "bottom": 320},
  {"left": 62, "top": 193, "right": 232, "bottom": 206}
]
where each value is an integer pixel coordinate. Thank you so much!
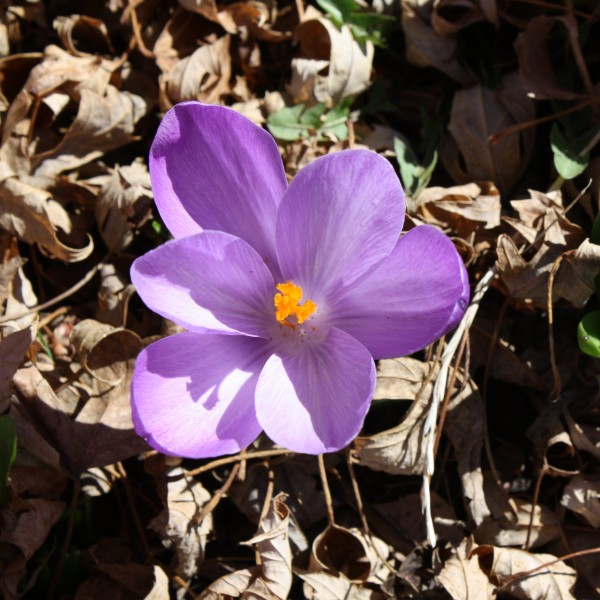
[
  {"left": 218, "top": 2, "right": 291, "bottom": 42},
  {"left": 95, "top": 263, "right": 136, "bottom": 328},
  {"left": 474, "top": 545, "right": 577, "bottom": 600},
  {"left": 442, "top": 72, "right": 535, "bottom": 193},
  {"left": 415, "top": 182, "right": 501, "bottom": 238},
  {"left": 476, "top": 498, "right": 561, "bottom": 549},
  {"left": 436, "top": 538, "right": 495, "bottom": 600},
  {"left": 53, "top": 14, "right": 115, "bottom": 57},
  {"left": 200, "top": 493, "right": 292, "bottom": 599},
  {"left": 163, "top": 35, "right": 232, "bottom": 108},
  {"left": 149, "top": 466, "right": 213, "bottom": 582},
  {"left": 300, "top": 571, "right": 377, "bottom": 600},
  {"left": 0, "top": 319, "right": 37, "bottom": 412},
  {"left": 515, "top": 15, "right": 588, "bottom": 101},
  {"left": 11, "top": 361, "right": 146, "bottom": 478},
  {"left": 401, "top": 0, "right": 474, "bottom": 85},
  {"left": 445, "top": 375, "right": 490, "bottom": 526},
  {"left": 352, "top": 357, "right": 435, "bottom": 475},
  {"left": 308, "top": 525, "right": 389, "bottom": 584},
  {"left": 561, "top": 474, "right": 600, "bottom": 528},
  {"left": 289, "top": 16, "right": 373, "bottom": 106},
  {"left": 0, "top": 162, "right": 93, "bottom": 262},
  {"left": 94, "top": 161, "right": 153, "bottom": 253},
  {"left": 71, "top": 319, "right": 143, "bottom": 385},
  {"left": 432, "top": 0, "right": 499, "bottom": 35},
  {"left": 0, "top": 497, "right": 65, "bottom": 591}
]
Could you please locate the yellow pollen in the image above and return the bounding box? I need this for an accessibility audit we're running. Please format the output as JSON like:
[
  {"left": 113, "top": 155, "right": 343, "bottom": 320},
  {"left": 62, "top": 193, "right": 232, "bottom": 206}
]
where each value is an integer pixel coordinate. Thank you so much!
[{"left": 274, "top": 281, "right": 316, "bottom": 328}]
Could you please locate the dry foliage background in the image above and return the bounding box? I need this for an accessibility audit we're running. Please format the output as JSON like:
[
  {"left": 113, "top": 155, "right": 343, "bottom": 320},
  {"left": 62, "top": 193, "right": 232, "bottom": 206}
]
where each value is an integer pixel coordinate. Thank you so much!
[{"left": 0, "top": 0, "right": 600, "bottom": 598}]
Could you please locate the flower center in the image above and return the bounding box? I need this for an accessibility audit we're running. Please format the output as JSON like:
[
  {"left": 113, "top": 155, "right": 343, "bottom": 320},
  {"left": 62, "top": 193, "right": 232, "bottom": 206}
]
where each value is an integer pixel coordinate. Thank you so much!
[{"left": 273, "top": 281, "right": 316, "bottom": 330}]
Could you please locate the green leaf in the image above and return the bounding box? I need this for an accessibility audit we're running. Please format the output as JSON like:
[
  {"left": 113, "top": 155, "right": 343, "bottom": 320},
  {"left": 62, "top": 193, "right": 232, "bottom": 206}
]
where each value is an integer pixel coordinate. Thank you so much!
[
  {"left": 550, "top": 123, "right": 589, "bottom": 180},
  {"left": 268, "top": 101, "right": 351, "bottom": 142},
  {"left": 577, "top": 310, "right": 600, "bottom": 357},
  {"left": 316, "top": 0, "right": 360, "bottom": 26},
  {"left": 267, "top": 104, "right": 308, "bottom": 141},
  {"left": 0, "top": 415, "right": 17, "bottom": 507}
]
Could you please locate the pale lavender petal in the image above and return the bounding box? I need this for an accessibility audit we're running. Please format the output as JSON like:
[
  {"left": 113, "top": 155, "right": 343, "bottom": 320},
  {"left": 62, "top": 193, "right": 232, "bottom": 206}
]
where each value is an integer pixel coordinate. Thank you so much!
[
  {"left": 276, "top": 150, "right": 404, "bottom": 303},
  {"left": 150, "top": 102, "right": 287, "bottom": 268},
  {"left": 255, "top": 328, "right": 375, "bottom": 453},
  {"left": 131, "top": 231, "right": 274, "bottom": 337},
  {"left": 333, "top": 225, "right": 469, "bottom": 359},
  {"left": 132, "top": 332, "right": 269, "bottom": 458}
]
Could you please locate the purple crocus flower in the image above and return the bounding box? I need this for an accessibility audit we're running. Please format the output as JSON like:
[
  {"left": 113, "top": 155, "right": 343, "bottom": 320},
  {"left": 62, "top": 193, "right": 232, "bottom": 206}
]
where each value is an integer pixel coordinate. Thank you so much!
[{"left": 130, "top": 102, "right": 469, "bottom": 457}]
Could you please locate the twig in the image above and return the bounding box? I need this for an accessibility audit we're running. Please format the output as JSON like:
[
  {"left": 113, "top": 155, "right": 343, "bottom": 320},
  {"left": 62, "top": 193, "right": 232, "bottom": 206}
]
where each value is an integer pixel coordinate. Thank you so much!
[
  {"left": 547, "top": 256, "right": 563, "bottom": 402},
  {"left": 126, "top": 0, "right": 155, "bottom": 58},
  {"left": 422, "top": 268, "right": 495, "bottom": 546},
  {"left": 318, "top": 454, "right": 335, "bottom": 526},
  {"left": 193, "top": 463, "right": 240, "bottom": 526},
  {"left": 171, "top": 448, "right": 293, "bottom": 481},
  {"left": 0, "top": 257, "right": 107, "bottom": 325}
]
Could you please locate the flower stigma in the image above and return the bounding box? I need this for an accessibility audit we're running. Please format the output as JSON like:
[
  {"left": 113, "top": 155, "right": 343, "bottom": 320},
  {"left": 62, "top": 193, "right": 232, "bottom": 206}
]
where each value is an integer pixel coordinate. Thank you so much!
[{"left": 274, "top": 281, "right": 316, "bottom": 330}]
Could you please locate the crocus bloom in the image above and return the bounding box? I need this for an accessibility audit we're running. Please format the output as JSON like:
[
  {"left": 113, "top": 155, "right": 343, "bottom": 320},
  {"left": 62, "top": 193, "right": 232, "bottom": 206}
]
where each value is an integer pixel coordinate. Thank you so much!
[{"left": 131, "top": 102, "right": 469, "bottom": 457}]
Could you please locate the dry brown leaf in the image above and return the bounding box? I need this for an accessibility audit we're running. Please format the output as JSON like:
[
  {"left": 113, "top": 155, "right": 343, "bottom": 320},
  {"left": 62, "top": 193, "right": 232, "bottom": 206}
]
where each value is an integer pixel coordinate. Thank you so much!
[
  {"left": 53, "top": 15, "right": 115, "bottom": 57},
  {"left": 554, "top": 239, "right": 600, "bottom": 308},
  {"left": 94, "top": 161, "right": 153, "bottom": 253},
  {"left": 218, "top": 2, "right": 291, "bottom": 42},
  {"left": 441, "top": 72, "right": 535, "bottom": 193},
  {"left": 432, "top": 0, "right": 498, "bottom": 35},
  {"left": 0, "top": 162, "right": 93, "bottom": 262},
  {"left": 561, "top": 474, "right": 600, "bottom": 527},
  {"left": 373, "top": 492, "right": 463, "bottom": 547},
  {"left": 309, "top": 525, "right": 389, "bottom": 584},
  {"left": 416, "top": 182, "right": 501, "bottom": 237},
  {"left": 71, "top": 319, "right": 144, "bottom": 385},
  {"left": 178, "top": 0, "right": 220, "bottom": 22},
  {"left": 515, "top": 15, "right": 588, "bottom": 101},
  {"left": 95, "top": 263, "right": 136, "bottom": 328},
  {"left": 300, "top": 571, "right": 378, "bottom": 600},
  {"left": 437, "top": 539, "right": 494, "bottom": 600},
  {"left": 31, "top": 85, "right": 145, "bottom": 179},
  {"left": 401, "top": 0, "right": 474, "bottom": 85},
  {"left": 290, "top": 17, "right": 373, "bottom": 106},
  {"left": 149, "top": 466, "right": 213, "bottom": 582},
  {"left": 11, "top": 361, "right": 146, "bottom": 478},
  {"left": 475, "top": 546, "right": 576, "bottom": 600},
  {"left": 564, "top": 406, "right": 600, "bottom": 462},
  {"left": 445, "top": 375, "right": 491, "bottom": 526},
  {"left": 476, "top": 498, "right": 561, "bottom": 549},
  {"left": 200, "top": 493, "right": 292, "bottom": 599},
  {"left": 0, "top": 497, "right": 65, "bottom": 578},
  {"left": 164, "top": 35, "right": 231, "bottom": 107},
  {"left": 0, "top": 320, "right": 36, "bottom": 412},
  {"left": 352, "top": 357, "right": 435, "bottom": 475}
]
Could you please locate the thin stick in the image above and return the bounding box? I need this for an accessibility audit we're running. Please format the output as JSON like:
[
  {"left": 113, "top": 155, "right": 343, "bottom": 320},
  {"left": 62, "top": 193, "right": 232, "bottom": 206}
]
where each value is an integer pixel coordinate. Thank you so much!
[
  {"left": 547, "top": 257, "right": 563, "bottom": 402},
  {"left": 422, "top": 268, "right": 495, "bottom": 546},
  {"left": 0, "top": 258, "right": 107, "bottom": 325},
  {"left": 172, "top": 448, "right": 292, "bottom": 480},
  {"left": 318, "top": 454, "right": 335, "bottom": 526},
  {"left": 489, "top": 96, "right": 600, "bottom": 145},
  {"left": 193, "top": 463, "right": 240, "bottom": 526},
  {"left": 524, "top": 465, "right": 547, "bottom": 551}
]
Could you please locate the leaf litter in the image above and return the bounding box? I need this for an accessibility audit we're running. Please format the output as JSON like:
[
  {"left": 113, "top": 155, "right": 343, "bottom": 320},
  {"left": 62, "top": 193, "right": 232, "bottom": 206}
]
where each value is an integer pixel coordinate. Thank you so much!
[{"left": 1, "top": 0, "right": 600, "bottom": 598}]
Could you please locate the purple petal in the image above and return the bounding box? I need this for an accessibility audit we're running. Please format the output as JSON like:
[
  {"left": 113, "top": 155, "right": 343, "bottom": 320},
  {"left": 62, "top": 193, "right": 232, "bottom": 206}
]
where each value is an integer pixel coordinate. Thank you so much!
[
  {"left": 150, "top": 102, "right": 287, "bottom": 268},
  {"left": 276, "top": 150, "right": 404, "bottom": 303},
  {"left": 255, "top": 328, "right": 375, "bottom": 453},
  {"left": 333, "top": 225, "right": 469, "bottom": 359},
  {"left": 132, "top": 332, "right": 269, "bottom": 458},
  {"left": 131, "top": 231, "right": 275, "bottom": 337}
]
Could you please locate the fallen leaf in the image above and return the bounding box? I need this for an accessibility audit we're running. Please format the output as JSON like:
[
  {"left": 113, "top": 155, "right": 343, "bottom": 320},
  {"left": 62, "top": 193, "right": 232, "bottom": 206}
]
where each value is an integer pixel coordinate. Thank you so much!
[
  {"left": 441, "top": 72, "right": 536, "bottom": 193},
  {"left": 437, "top": 538, "right": 494, "bottom": 600},
  {"left": 290, "top": 16, "right": 373, "bottom": 106},
  {"left": 475, "top": 546, "right": 577, "bottom": 600},
  {"left": 561, "top": 474, "right": 600, "bottom": 527},
  {"left": 149, "top": 465, "right": 213, "bottom": 582},
  {"left": 352, "top": 357, "right": 435, "bottom": 475},
  {"left": 401, "top": 0, "right": 474, "bottom": 85},
  {"left": 164, "top": 35, "right": 232, "bottom": 107},
  {"left": 94, "top": 161, "right": 153, "bottom": 253}
]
